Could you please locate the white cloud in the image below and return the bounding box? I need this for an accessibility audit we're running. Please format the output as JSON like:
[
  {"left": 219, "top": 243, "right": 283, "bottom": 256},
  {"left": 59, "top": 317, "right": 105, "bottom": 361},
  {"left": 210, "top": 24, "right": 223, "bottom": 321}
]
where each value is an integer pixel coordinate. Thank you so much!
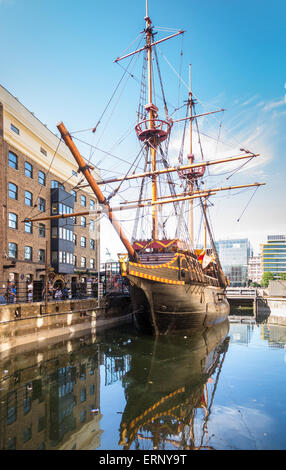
[{"left": 262, "top": 99, "right": 285, "bottom": 111}]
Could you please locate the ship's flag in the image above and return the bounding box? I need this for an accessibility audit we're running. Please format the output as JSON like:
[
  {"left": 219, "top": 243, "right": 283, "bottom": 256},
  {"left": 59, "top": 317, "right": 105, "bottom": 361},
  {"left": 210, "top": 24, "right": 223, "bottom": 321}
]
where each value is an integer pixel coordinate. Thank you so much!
[
  {"left": 198, "top": 250, "right": 205, "bottom": 264},
  {"left": 202, "top": 255, "right": 213, "bottom": 269}
]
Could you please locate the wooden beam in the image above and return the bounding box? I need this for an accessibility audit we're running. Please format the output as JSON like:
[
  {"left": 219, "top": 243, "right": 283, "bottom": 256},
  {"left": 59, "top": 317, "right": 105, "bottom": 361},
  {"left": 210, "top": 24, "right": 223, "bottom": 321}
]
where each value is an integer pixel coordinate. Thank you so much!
[
  {"left": 97, "top": 153, "right": 260, "bottom": 186},
  {"left": 119, "top": 182, "right": 266, "bottom": 205},
  {"left": 114, "top": 30, "right": 185, "bottom": 63},
  {"left": 24, "top": 191, "right": 214, "bottom": 223}
]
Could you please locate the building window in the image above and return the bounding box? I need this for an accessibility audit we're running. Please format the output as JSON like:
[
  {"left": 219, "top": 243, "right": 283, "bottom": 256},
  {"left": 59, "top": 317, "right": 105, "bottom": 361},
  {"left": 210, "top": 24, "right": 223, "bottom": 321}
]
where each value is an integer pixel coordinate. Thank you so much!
[
  {"left": 8, "top": 242, "right": 17, "bottom": 259},
  {"left": 38, "top": 170, "right": 46, "bottom": 186},
  {"left": 8, "top": 151, "right": 18, "bottom": 169},
  {"left": 73, "top": 233, "right": 77, "bottom": 245},
  {"left": 60, "top": 227, "right": 73, "bottom": 242},
  {"left": 38, "top": 249, "right": 45, "bottom": 263},
  {"left": 8, "top": 213, "right": 18, "bottom": 229},
  {"left": 7, "top": 437, "right": 16, "bottom": 450},
  {"left": 81, "top": 216, "right": 86, "bottom": 227},
  {"left": 39, "top": 224, "right": 45, "bottom": 237},
  {"left": 24, "top": 161, "right": 33, "bottom": 178},
  {"left": 23, "top": 425, "right": 32, "bottom": 443},
  {"left": 51, "top": 180, "right": 59, "bottom": 188},
  {"left": 25, "top": 191, "right": 33, "bottom": 207},
  {"left": 70, "top": 189, "right": 77, "bottom": 201},
  {"left": 72, "top": 170, "right": 77, "bottom": 177},
  {"left": 90, "top": 200, "right": 95, "bottom": 210},
  {"left": 90, "top": 259, "right": 95, "bottom": 269},
  {"left": 90, "top": 220, "right": 95, "bottom": 232},
  {"left": 90, "top": 239, "right": 95, "bottom": 250},
  {"left": 25, "top": 221, "right": 33, "bottom": 234},
  {"left": 8, "top": 182, "right": 18, "bottom": 200},
  {"left": 80, "top": 195, "right": 86, "bottom": 207},
  {"left": 7, "top": 392, "right": 17, "bottom": 425},
  {"left": 51, "top": 180, "right": 64, "bottom": 190},
  {"left": 51, "top": 227, "right": 57, "bottom": 238},
  {"left": 24, "top": 246, "right": 32, "bottom": 261},
  {"left": 81, "top": 236, "right": 86, "bottom": 248},
  {"left": 10, "top": 123, "right": 19, "bottom": 135},
  {"left": 80, "top": 256, "right": 86, "bottom": 268},
  {"left": 38, "top": 197, "right": 45, "bottom": 212},
  {"left": 80, "top": 388, "right": 86, "bottom": 402}
]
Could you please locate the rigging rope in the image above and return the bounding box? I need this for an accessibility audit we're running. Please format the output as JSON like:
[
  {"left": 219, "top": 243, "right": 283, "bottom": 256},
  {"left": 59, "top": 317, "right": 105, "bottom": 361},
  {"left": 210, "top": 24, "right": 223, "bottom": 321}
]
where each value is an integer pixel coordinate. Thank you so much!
[
  {"left": 153, "top": 44, "right": 169, "bottom": 120},
  {"left": 236, "top": 186, "right": 259, "bottom": 222}
]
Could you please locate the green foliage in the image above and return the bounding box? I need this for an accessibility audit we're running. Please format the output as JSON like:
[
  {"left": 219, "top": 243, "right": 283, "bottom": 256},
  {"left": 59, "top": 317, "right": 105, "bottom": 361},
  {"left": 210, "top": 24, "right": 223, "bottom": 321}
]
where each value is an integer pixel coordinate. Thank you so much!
[
  {"left": 279, "top": 273, "right": 286, "bottom": 280},
  {"left": 261, "top": 271, "right": 274, "bottom": 287},
  {"left": 250, "top": 281, "right": 260, "bottom": 287}
]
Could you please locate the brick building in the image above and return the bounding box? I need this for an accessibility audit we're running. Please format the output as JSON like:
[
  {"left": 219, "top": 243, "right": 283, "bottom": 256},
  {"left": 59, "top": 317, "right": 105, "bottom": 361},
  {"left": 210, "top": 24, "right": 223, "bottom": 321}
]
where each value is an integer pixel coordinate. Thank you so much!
[{"left": 0, "top": 85, "right": 100, "bottom": 297}]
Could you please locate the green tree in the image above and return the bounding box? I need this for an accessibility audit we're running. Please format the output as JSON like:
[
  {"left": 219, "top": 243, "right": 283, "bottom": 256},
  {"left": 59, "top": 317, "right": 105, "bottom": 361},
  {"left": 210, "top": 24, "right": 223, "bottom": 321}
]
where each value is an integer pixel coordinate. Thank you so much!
[
  {"left": 279, "top": 273, "right": 286, "bottom": 280},
  {"left": 261, "top": 271, "right": 274, "bottom": 287}
]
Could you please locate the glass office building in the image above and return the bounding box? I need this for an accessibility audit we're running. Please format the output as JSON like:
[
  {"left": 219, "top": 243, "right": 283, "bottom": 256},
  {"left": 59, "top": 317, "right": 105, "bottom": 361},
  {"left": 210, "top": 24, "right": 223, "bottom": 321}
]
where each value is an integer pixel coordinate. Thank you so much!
[
  {"left": 261, "top": 235, "right": 286, "bottom": 278},
  {"left": 215, "top": 238, "right": 252, "bottom": 287}
]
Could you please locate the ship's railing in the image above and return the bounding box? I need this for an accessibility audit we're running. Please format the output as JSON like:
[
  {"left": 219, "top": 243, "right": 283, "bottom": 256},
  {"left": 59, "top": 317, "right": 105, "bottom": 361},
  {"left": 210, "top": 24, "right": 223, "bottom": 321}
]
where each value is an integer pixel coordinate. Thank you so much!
[
  {"left": 204, "top": 275, "right": 219, "bottom": 287},
  {"left": 138, "top": 253, "right": 176, "bottom": 265}
]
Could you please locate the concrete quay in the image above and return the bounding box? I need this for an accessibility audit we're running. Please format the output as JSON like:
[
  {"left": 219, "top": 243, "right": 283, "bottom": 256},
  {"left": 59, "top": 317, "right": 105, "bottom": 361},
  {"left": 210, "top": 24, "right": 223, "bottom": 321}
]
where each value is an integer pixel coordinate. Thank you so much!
[
  {"left": 226, "top": 286, "right": 286, "bottom": 326},
  {"left": 0, "top": 294, "right": 133, "bottom": 354}
]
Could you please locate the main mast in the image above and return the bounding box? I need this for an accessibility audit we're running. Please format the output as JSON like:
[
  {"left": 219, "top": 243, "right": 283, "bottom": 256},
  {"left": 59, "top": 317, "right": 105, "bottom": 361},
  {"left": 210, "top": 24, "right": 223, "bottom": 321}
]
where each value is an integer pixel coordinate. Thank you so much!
[
  {"left": 145, "top": 4, "right": 158, "bottom": 240},
  {"left": 188, "top": 64, "right": 194, "bottom": 245}
]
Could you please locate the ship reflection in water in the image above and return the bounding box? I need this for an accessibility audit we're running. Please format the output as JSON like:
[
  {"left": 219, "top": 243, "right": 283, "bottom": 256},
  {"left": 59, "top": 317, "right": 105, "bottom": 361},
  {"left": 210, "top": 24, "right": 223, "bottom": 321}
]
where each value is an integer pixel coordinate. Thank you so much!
[
  {"left": 118, "top": 321, "right": 230, "bottom": 450},
  {"left": 0, "top": 321, "right": 229, "bottom": 450},
  {"left": 2, "top": 318, "right": 286, "bottom": 450}
]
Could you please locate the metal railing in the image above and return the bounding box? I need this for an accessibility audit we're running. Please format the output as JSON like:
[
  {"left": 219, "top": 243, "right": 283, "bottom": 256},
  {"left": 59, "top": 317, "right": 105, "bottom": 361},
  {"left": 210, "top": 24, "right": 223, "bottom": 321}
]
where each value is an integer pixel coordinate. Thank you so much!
[{"left": 0, "top": 277, "right": 130, "bottom": 305}]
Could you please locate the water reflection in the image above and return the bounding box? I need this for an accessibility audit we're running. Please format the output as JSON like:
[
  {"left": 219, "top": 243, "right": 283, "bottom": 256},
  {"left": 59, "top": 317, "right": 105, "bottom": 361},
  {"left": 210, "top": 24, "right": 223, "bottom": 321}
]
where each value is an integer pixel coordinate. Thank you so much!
[
  {"left": 2, "top": 318, "right": 286, "bottom": 450},
  {"left": 117, "top": 321, "right": 230, "bottom": 450},
  {"left": 0, "top": 334, "right": 102, "bottom": 450}
]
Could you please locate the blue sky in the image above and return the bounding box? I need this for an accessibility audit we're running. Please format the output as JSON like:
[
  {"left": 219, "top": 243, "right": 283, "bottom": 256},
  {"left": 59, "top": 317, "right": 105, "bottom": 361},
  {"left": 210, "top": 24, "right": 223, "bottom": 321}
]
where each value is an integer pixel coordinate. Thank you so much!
[{"left": 1, "top": 0, "right": 286, "bottom": 258}]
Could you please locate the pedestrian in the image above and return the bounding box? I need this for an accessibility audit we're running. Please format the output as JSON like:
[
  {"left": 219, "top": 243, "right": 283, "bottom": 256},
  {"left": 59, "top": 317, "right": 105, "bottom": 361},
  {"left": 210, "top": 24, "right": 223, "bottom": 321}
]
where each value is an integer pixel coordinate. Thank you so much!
[
  {"left": 8, "top": 283, "right": 16, "bottom": 304},
  {"left": 62, "top": 286, "right": 68, "bottom": 299},
  {"left": 54, "top": 287, "right": 62, "bottom": 300},
  {"left": 28, "top": 289, "right": 33, "bottom": 302}
]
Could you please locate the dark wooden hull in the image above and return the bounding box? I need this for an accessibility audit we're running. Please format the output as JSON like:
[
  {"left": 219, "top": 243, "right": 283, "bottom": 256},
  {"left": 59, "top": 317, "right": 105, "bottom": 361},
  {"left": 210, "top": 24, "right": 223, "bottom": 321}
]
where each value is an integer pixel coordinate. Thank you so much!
[{"left": 128, "top": 275, "right": 229, "bottom": 334}]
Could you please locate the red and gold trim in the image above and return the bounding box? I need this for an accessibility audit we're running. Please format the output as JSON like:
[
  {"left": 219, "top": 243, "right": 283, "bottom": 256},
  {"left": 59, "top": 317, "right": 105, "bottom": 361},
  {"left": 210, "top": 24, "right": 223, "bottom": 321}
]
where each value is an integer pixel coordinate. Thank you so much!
[
  {"left": 129, "top": 270, "right": 185, "bottom": 285},
  {"left": 130, "top": 252, "right": 179, "bottom": 269}
]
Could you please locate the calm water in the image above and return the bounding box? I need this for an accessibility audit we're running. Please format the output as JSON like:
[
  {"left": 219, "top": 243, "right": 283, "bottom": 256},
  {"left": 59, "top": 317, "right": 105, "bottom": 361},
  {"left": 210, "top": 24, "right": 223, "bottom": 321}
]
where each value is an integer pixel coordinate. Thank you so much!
[{"left": 1, "top": 318, "right": 286, "bottom": 451}]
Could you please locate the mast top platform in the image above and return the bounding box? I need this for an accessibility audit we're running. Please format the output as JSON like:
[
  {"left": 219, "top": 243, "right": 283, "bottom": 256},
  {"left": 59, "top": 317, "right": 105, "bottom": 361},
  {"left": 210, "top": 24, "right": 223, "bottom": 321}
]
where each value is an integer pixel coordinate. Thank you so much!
[
  {"left": 178, "top": 154, "right": 206, "bottom": 180},
  {"left": 135, "top": 118, "right": 173, "bottom": 143}
]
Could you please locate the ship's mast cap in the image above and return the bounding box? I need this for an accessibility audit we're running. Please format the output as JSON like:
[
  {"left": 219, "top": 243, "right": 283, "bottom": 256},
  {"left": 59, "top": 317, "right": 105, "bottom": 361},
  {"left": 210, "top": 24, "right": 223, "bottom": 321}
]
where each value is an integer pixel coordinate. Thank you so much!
[{"left": 144, "top": 103, "right": 159, "bottom": 112}]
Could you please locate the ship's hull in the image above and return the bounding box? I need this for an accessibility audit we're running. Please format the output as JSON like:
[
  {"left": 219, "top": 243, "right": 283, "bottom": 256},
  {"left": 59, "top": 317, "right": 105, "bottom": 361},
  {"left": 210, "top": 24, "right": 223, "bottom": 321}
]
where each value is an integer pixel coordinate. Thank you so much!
[
  {"left": 128, "top": 275, "right": 229, "bottom": 334},
  {"left": 121, "top": 250, "right": 229, "bottom": 335}
]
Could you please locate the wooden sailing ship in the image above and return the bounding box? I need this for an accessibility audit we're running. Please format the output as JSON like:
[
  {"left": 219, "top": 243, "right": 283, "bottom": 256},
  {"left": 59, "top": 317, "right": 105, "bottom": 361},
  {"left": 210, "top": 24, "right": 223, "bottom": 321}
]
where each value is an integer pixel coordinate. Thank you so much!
[{"left": 27, "top": 1, "right": 265, "bottom": 335}]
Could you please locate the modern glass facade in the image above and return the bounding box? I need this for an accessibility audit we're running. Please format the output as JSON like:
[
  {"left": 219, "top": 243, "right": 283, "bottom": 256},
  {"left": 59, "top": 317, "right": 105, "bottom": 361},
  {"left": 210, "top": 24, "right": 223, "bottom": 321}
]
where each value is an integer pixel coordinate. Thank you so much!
[
  {"left": 261, "top": 235, "right": 286, "bottom": 277},
  {"left": 215, "top": 238, "right": 252, "bottom": 286},
  {"left": 50, "top": 187, "right": 75, "bottom": 274}
]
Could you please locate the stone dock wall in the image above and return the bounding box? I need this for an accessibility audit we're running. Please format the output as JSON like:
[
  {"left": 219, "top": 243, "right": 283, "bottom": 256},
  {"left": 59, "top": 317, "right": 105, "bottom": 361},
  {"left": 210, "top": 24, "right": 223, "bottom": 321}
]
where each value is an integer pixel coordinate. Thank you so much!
[
  {"left": 0, "top": 297, "right": 133, "bottom": 353},
  {"left": 265, "top": 297, "right": 286, "bottom": 327}
]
